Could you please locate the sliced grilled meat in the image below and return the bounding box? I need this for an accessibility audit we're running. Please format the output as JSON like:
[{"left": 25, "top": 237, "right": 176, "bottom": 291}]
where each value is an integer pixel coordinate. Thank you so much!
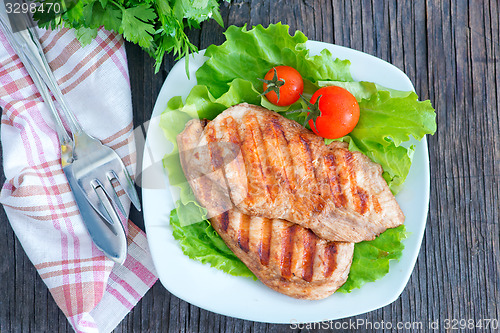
[{"left": 178, "top": 103, "right": 404, "bottom": 243}]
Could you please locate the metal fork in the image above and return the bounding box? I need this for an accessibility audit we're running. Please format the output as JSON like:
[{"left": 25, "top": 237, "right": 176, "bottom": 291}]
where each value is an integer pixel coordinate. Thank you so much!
[
  {"left": 15, "top": 27, "right": 141, "bottom": 220},
  {"left": 0, "top": 14, "right": 135, "bottom": 263},
  {"left": 12, "top": 25, "right": 141, "bottom": 221},
  {"left": 0, "top": 6, "right": 140, "bottom": 222}
]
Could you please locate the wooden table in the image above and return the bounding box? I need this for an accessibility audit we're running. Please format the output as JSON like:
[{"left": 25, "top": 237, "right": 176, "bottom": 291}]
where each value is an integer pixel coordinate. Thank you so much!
[{"left": 1, "top": 1, "right": 499, "bottom": 331}]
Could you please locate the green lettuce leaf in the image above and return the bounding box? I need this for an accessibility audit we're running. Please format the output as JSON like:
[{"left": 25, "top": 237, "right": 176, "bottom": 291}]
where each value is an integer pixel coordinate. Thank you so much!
[
  {"left": 170, "top": 208, "right": 257, "bottom": 279},
  {"left": 196, "top": 23, "right": 352, "bottom": 98},
  {"left": 337, "top": 225, "right": 408, "bottom": 293},
  {"left": 318, "top": 80, "right": 414, "bottom": 99}
]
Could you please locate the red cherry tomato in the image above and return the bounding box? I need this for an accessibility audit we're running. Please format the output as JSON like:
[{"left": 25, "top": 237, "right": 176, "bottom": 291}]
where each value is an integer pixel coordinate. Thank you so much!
[
  {"left": 307, "top": 86, "right": 360, "bottom": 139},
  {"left": 262, "top": 66, "right": 304, "bottom": 106}
]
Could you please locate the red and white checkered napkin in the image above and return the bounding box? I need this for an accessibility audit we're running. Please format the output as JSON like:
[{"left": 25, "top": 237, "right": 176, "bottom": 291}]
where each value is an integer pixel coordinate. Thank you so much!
[{"left": 0, "top": 27, "right": 158, "bottom": 332}]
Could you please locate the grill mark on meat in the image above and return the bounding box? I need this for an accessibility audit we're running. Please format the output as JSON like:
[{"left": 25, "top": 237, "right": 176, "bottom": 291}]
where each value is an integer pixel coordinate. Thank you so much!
[
  {"left": 299, "top": 135, "right": 316, "bottom": 182},
  {"left": 237, "top": 117, "right": 263, "bottom": 204},
  {"left": 206, "top": 127, "right": 224, "bottom": 170},
  {"left": 298, "top": 135, "right": 315, "bottom": 190},
  {"left": 324, "top": 153, "right": 347, "bottom": 208},
  {"left": 280, "top": 224, "right": 298, "bottom": 279},
  {"left": 299, "top": 135, "right": 325, "bottom": 214},
  {"left": 270, "top": 117, "right": 289, "bottom": 144},
  {"left": 302, "top": 229, "right": 317, "bottom": 282},
  {"left": 324, "top": 243, "right": 339, "bottom": 277},
  {"left": 206, "top": 124, "right": 236, "bottom": 212},
  {"left": 337, "top": 152, "right": 351, "bottom": 212},
  {"left": 219, "top": 211, "right": 229, "bottom": 232},
  {"left": 373, "top": 197, "right": 382, "bottom": 213},
  {"left": 247, "top": 115, "right": 273, "bottom": 200},
  {"left": 227, "top": 116, "right": 252, "bottom": 204},
  {"left": 258, "top": 218, "right": 272, "bottom": 265},
  {"left": 272, "top": 117, "right": 296, "bottom": 194},
  {"left": 238, "top": 214, "right": 250, "bottom": 253},
  {"left": 256, "top": 116, "right": 279, "bottom": 201},
  {"left": 198, "top": 173, "right": 213, "bottom": 204},
  {"left": 220, "top": 116, "right": 246, "bottom": 199},
  {"left": 265, "top": 117, "right": 292, "bottom": 194},
  {"left": 315, "top": 151, "right": 330, "bottom": 205},
  {"left": 222, "top": 116, "right": 238, "bottom": 143},
  {"left": 356, "top": 188, "right": 369, "bottom": 214},
  {"left": 343, "top": 150, "right": 370, "bottom": 215}
]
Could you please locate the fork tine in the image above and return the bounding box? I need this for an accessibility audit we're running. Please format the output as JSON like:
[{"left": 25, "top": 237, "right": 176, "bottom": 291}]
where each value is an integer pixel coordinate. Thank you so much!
[
  {"left": 66, "top": 169, "right": 126, "bottom": 264},
  {"left": 106, "top": 171, "right": 127, "bottom": 216},
  {"left": 90, "top": 179, "right": 119, "bottom": 227},
  {"left": 113, "top": 168, "right": 142, "bottom": 212},
  {"left": 79, "top": 180, "right": 114, "bottom": 225}
]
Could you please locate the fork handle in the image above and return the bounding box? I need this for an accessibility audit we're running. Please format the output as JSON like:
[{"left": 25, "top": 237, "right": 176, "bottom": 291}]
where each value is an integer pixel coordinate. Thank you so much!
[
  {"left": 0, "top": 3, "right": 83, "bottom": 135},
  {"left": 0, "top": 13, "right": 72, "bottom": 147},
  {"left": 24, "top": 49, "right": 73, "bottom": 146},
  {"left": 19, "top": 27, "right": 83, "bottom": 134}
]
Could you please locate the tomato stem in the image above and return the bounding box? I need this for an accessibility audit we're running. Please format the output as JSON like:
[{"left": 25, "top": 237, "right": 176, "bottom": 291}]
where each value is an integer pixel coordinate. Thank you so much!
[
  {"left": 258, "top": 67, "right": 285, "bottom": 102},
  {"left": 300, "top": 94, "right": 322, "bottom": 132}
]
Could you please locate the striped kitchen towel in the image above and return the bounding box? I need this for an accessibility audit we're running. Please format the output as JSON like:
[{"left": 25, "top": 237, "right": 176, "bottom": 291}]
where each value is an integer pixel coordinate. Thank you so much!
[{"left": 0, "top": 27, "right": 157, "bottom": 332}]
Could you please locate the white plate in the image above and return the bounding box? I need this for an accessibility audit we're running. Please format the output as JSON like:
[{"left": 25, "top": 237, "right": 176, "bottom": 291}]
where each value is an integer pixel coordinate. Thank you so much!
[{"left": 142, "top": 41, "right": 430, "bottom": 324}]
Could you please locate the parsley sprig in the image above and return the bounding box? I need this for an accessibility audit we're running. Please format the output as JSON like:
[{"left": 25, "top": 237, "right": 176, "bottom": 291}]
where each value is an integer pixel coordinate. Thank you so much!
[{"left": 33, "top": 0, "right": 226, "bottom": 72}]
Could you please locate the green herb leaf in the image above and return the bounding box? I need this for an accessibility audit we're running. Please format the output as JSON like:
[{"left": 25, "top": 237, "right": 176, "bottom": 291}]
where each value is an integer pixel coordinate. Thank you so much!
[
  {"left": 74, "top": 26, "right": 98, "bottom": 45},
  {"left": 32, "top": 0, "right": 226, "bottom": 74},
  {"left": 83, "top": 1, "right": 122, "bottom": 33},
  {"left": 120, "top": 4, "right": 156, "bottom": 48}
]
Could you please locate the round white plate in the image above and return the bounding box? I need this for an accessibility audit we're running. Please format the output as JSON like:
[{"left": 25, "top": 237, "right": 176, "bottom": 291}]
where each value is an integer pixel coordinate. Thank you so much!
[{"left": 142, "top": 41, "right": 430, "bottom": 324}]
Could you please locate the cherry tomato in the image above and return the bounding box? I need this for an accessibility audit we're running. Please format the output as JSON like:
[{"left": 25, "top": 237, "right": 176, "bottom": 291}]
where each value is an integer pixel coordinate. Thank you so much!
[
  {"left": 262, "top": 66, "right": 304, "bottom": 106},
  {"left": 307, "top": 86, "right": 360, "bottom": 139}
]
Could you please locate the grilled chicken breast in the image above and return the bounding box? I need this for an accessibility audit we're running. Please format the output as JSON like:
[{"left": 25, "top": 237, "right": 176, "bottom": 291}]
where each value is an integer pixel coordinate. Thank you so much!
[
  {"left": 178, "top": 122, "right": 353, "bottom": 299},
  {"left": 178, "top": 103, "right": 404, "bottom": 243}
]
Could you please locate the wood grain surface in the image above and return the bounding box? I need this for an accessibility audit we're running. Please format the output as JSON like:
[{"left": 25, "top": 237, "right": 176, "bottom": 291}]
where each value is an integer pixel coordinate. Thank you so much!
[{"left": 1, "top": 0, "right": 499, "bottom": 332}]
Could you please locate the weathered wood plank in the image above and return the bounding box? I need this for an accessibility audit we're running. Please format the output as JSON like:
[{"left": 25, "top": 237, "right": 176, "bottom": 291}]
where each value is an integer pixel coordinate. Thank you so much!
[{"left": 0, "top": 0, "right": 499, "bottom": 331}]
